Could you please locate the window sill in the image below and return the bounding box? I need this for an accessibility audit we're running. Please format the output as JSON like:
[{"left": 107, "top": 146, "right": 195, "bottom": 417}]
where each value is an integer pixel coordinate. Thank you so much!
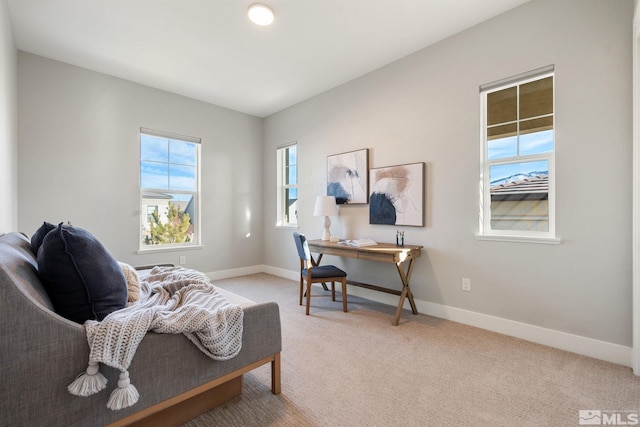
[
  {"left": 475, "top": 234, "right": 561, "bottom": 245},
  {"left": 137, "top": 245, "right": 203, "bottom": 254},
  {"left": 276, "top": 224, "right": 299, "bottom": 230}
]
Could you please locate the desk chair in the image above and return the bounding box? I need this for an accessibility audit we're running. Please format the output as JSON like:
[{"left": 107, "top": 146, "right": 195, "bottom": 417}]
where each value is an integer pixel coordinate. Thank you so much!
[{"left": 293, "top": 232, "right": 348, "bottom": 315}]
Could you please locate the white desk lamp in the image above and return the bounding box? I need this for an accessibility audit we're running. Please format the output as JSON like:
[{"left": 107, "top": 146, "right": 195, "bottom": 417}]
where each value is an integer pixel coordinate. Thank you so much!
[{"left": 313, "top": 196, "right": 338, "bottom": 240}]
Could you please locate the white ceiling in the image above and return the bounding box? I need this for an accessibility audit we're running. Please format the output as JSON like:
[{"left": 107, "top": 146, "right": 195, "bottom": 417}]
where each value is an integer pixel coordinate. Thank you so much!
[{"left": 7, "top": 0, "right": 530, "bottom": 118}]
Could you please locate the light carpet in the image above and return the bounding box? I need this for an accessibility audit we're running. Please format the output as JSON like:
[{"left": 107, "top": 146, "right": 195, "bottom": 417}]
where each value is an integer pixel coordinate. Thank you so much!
[{"left": 182, "top": 273, "right": 640, "bottom": 427}]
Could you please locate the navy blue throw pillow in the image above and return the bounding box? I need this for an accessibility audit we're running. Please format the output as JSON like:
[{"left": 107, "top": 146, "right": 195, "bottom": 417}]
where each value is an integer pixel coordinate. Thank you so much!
[
  {"left": 31, "top": 221, "right": 56, "bottom": 254},
  {"left": 37, "top": 224, "right": 127, "bottom": 324}
]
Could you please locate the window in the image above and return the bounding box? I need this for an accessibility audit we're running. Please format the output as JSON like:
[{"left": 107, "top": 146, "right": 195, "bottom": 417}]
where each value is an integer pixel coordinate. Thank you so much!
[
  {"left": 139, "top": 128, "right": 200, "bottom": 249},
  {"left": 479, "top": 66, "right": 557, "bottom": 242},
  {"left": 276, "top": 143, "right": 298, "bottom": 227}
]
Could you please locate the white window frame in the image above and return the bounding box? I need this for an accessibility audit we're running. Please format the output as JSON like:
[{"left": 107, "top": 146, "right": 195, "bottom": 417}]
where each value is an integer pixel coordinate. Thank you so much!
[
  {"left": 276, "top": 142, "right": 298, "bottom": 228},
  {"left": 139, "top": 128, "right": 202, "bottom": 252},
  {"left": 477, "top": 66, "right": 560, "bottom": 244}
]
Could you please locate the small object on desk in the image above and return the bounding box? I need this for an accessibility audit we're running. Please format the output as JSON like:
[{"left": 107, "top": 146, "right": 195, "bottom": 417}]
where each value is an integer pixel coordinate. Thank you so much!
[
  {"left": 396, "top": 230, "right": 404, "bottom": 247},
  {"left": 330, "top": 236, "right": 340, "bottom": 243},
  {"left": 339, "top": 239, "right": 377, "bottom": 247}
]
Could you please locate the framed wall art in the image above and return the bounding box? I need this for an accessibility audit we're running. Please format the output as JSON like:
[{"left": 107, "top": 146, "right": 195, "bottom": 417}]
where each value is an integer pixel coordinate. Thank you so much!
[
  {"left": 327, "top": 148, "right": 369, "bottom": 204},
  {"left": 369, "top": 162, "right": 424, "bottom": 227}
]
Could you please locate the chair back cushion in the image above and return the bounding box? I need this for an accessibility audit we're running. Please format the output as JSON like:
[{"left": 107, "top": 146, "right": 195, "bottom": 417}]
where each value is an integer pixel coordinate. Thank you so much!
[{"left": 293, "top": 232, "right": 311, "bottom": 261}]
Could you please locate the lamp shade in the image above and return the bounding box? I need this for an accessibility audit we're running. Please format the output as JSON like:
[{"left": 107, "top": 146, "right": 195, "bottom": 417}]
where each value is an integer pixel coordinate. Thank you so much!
[{"left": 313, "top": 196, "right": 338, "bottom": 217}]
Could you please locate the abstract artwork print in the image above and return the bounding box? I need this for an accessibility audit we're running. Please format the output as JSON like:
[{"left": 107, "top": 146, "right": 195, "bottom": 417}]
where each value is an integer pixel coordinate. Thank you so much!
[
  {"left": 327, "top": 149, "right": 369, "bottom": 204},
  {"left": 369, "top": 162, "right": 424, "bottom": 226}
]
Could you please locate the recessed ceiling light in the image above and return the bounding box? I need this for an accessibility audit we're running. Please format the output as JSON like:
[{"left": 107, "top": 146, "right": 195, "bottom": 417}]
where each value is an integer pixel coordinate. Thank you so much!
[{"left": 248, "top": 3, "right": 274, "bottom": 26}]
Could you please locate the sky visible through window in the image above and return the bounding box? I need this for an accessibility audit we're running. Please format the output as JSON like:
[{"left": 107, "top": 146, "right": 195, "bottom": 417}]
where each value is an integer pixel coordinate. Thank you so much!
[
  {"left": 488, "top": 130, "right": 553, "bottom": 183},
  {"left": 287, "top": 145, "right": 297, "bottom": 200},
  {"left": 140, "top": 134, "right": 197, "bottom": 201}
]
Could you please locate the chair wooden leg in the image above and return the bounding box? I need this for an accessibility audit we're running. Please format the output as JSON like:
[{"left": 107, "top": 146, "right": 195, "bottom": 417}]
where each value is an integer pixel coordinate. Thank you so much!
[
  {"left": 299, "top": 276, "right": 303, "bottom": 306},
  {"left": 342, "top": 277, "right": 348, "bottom": 312},
  {"left": 331, "top": 281, "right": 336, "bottom": 301},
  {"left": 306, "top": 280, "right": 312, "bottom": 315}
]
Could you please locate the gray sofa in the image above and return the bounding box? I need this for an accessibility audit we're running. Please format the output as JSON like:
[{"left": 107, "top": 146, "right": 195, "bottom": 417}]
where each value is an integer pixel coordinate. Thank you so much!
[{"left": 0, "top": 232, "right": 282, "bottom": 427}]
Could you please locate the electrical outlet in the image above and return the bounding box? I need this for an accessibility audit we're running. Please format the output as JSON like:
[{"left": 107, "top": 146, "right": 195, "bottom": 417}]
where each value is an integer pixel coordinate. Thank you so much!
[
  {"left": 179, "top": 256, "right": 186, "bottom": 265},
  {"left": 462, "top": 278, "right": 471, "bottom": 292}
]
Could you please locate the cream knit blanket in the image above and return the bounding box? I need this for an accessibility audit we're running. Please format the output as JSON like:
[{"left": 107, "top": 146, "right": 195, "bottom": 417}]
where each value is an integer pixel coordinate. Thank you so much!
[{"left": 68, "top": 266, "right": 244, "bottom": 410}]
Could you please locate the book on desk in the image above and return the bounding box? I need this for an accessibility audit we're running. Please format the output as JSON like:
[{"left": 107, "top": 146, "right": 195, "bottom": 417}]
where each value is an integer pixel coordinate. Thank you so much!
[{"left": 338, "top": 239, "right": 377, "bottom": 247}]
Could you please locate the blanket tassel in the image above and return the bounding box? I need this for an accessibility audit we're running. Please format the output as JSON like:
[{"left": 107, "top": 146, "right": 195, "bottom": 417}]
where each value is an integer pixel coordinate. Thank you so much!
[
  {"left": 107, "top": 371, "right": 139, "bottom": 410},
  {"left": 67, "top": 360, "right": 107, "bottom": 396}
]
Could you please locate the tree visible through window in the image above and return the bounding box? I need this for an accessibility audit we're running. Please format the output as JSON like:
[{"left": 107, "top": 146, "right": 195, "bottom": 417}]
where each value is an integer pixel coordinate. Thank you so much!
[
  {"left": 479, "top": 66, "right": 556, "bottom": 240},
  {"left": 139, "top": 129, "right": 200, "bottom": 248}
]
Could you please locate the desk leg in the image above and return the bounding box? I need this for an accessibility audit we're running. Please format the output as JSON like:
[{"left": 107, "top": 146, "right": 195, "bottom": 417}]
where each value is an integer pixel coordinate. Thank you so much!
[
  {"left": 393, "top": 258, "right": 418, "bottom": 326},
  {"left": 311, "top": 254, "right": 330, "bottom": 291}
]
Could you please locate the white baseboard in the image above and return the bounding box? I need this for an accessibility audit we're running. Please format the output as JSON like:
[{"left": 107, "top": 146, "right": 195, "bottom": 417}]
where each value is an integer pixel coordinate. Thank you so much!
[
  {"left": 422, "top": 299, "right": 632, "bottom": 368},
  {"left": 262, "top": 265, "right": 299, "bottom": 281},
  {"left": 207, "top": 265, "right": 633, "bottom": 368},
  {"left": 205, "top": 265, "right": 265, "bottom": 281}
]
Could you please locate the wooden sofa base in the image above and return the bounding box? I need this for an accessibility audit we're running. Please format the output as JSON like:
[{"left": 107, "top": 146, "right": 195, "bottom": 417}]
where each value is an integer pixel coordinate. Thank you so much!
[
  {"left": 108, "top": 352, "right": 281, "bottom": 427},
  {"left": 123, "top": 376, "right": 243, "bottom": 427}
]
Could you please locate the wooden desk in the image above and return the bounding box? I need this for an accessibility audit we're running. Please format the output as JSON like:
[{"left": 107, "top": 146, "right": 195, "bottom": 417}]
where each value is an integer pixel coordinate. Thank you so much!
[{"left": 306, "top": 239, "right": 423, "bottom": 326}]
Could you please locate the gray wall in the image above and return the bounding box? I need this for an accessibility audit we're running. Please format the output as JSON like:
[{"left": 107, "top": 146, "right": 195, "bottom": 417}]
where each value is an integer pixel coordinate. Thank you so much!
[
  {"left": 17, "top": 53, "right": 264, "bottom": 273},
  {"left": 263, "top": 0, "right": 634, "bottom": 346},
  {"left": 0, "top": 0, "right": 17, "bottom": 233},
  {"left": 11, "top": 0, "right": 634, "bottom": 350}
]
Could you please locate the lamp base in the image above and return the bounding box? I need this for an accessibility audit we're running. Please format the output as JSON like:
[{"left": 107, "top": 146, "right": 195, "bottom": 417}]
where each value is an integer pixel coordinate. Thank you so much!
[{"left": 321, "top": 216, "right": 331, "bottom": 240}]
